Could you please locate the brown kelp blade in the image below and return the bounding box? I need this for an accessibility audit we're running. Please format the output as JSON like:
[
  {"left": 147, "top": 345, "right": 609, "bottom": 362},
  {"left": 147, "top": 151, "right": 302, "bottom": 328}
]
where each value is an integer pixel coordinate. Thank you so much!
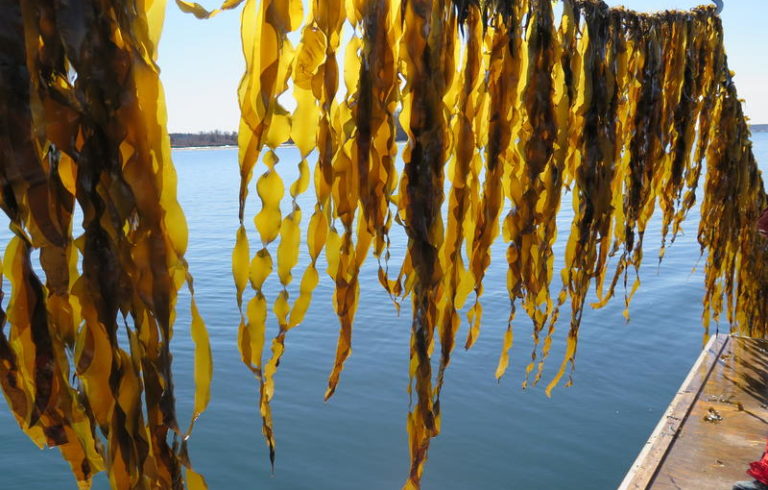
[{"left": 1, "top": 0, "right": 212, "bottom": 487}]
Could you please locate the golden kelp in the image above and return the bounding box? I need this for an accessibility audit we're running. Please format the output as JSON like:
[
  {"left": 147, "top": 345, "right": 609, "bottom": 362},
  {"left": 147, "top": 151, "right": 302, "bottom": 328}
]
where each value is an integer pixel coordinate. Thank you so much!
[
  {"left": 206, "top": 0, "right": 768, "bottom": 487},
  {"left": 0, "top": 0, "right": 210, "bottom": 488},
  {"left": 2, "top": 0, "right": 767, "bottom": 489}
]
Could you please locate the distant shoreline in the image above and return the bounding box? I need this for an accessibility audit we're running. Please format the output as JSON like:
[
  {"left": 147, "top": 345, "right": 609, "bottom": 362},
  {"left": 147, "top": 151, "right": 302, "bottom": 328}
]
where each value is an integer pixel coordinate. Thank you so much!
[
  {"left": 169, "top": 122, "right": 410, "bottom": 148},
  {"left": 169, "top": 125, "right": 768, "bottom": 148},
  {"left": 171, "top": 143, "right": 300, "bottom": 150},
  {"left": 169, "top": 131, "right": 237, "bottom": 148},
  {"left": 171, "top": 144, "right": 237, "bottom": 150},
  {"left": 171, "top": 143, "right": 305, "bottom": 150}
]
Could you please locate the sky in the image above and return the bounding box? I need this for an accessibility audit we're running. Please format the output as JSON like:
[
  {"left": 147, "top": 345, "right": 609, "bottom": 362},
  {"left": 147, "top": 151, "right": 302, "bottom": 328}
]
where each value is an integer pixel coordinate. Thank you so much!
[{"left": 159, "top": 0, "right": 768, "bottom": 133}]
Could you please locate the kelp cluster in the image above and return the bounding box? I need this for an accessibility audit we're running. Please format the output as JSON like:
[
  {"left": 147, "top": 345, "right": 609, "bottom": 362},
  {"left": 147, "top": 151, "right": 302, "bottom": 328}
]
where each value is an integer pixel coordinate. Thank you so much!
[
  {"left": 0, "top": 0, "right": 210, "bottom": 488},
  {"left": 1, "top": 0, "right": 767, "bottom": 488},
  {"left": 201, "top": 0, "right": 766, "bottom": 487}
]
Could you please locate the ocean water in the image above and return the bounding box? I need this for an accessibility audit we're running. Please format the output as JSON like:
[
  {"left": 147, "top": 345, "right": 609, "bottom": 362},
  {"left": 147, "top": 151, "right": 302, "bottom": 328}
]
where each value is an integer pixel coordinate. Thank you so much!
[{"left": 1, "top": 133, "right": 767, "bottom": 489}]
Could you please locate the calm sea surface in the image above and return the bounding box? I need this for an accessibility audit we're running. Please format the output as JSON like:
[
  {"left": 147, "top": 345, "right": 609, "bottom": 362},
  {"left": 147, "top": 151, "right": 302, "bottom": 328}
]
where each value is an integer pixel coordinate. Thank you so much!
[{"left": 1, "top": 133, "right": 767, "bottom": 489}]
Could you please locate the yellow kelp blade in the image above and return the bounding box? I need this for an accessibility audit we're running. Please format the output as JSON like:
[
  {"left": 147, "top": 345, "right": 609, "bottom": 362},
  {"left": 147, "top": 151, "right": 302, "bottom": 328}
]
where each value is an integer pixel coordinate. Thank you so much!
[
  {"left": 175, "top": 0, "right": 245, "bottom": 19},
  {"left": 1, "top": 0, "right": 212, "bottom": 486}
]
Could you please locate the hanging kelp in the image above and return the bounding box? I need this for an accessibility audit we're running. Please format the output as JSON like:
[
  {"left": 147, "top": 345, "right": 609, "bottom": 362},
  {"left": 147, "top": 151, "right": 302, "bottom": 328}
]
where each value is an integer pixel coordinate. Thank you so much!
[
  {"left": 436, "top": 0, "right": 484, "bottom": 402},
  {"left": 0, "top": 0, "right": 211, "bottom": 488},
  {"left": 698, "top": 30, "right": 768, "bottom": 338},
  {"left": 3, "top": 0, "right": 768, "bottom": 489},
  {"left": 204, "top": 1, "right": 767, "bottom": 487},
  {"left": 398, "top": 1, "right": 456, "bottom": 486}
]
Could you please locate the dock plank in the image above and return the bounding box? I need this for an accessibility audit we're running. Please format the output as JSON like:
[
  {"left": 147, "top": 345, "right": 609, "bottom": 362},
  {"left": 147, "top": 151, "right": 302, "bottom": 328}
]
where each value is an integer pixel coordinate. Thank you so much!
[{"left": 620, "top": 335, "right": 768, "bottom": 489}]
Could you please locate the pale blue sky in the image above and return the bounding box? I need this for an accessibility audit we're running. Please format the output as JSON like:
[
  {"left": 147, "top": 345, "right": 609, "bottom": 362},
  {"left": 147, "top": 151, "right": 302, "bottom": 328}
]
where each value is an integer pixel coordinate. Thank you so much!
[{"left": 159, "top": 0, "right": 768, "bottom": 132}]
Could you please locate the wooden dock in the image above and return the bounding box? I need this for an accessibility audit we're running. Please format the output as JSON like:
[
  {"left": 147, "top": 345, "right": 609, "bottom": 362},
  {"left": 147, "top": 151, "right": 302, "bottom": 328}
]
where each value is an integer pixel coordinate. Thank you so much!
[{"left": 620, "top": 334, "right": 768, "bottom": 489}]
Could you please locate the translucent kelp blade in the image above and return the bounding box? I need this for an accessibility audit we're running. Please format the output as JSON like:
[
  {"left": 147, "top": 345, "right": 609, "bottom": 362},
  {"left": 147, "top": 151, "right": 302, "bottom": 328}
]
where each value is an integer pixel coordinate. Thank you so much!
[
  {"left": 1, "top": 0, "right": 212, "bottom": 486},
  {"left": 398, "top": 1, "right": 455, "bottom": 486}
]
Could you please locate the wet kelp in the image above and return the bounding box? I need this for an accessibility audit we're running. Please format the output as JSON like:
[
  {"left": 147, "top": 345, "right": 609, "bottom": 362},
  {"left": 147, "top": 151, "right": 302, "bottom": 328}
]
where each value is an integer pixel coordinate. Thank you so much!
[
  {"left": 0, "top": 0, "right": 210, "bottom": 488},
  {"left": 2, "top": 0, "right": 767, "bottom": 489},
  {"left": 213, "top": 1, "right": 767, "bottom": 487}
]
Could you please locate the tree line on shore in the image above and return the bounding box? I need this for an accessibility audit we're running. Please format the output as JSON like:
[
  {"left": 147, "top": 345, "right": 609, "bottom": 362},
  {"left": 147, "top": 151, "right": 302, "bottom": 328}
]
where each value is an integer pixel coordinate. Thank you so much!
[
  {"left": 173, "top": 124, "right": 765, "bottom": 148},
  {"left": 169, "top": 130, "right": 237, "bottom": 147},
  {"left": 170, "top": 120, "right": 410, "bottom": 148}
]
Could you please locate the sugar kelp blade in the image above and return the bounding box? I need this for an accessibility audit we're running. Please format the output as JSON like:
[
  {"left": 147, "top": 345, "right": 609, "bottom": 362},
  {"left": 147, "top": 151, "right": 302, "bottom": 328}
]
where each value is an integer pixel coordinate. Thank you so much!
[
  {"left": 512, "top": 0, "right": 560, "bottom": 386},
  {"left": 399, "top": 0, "right": 456, "bottom": 486},
  {"left": 225, "top": 0, "right": 306, "bottom": 469},
  {"left": 0, "top": 4, "right": 104, "bottom": 485},
  {"left": 175, "top": 0, "right": 245, "bottom": 19},
  {"left": 465, "top": 7, "right": 521, "bottom": 353},
  {"left": 0, "top": 0, "right": 213, "bottom": 486},
  {"left": 436, "top": 2, "right": 483, "bottom": 392}
]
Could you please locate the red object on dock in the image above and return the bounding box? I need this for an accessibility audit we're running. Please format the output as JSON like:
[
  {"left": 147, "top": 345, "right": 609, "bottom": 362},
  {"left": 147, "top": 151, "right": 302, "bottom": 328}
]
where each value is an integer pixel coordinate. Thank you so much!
[{"left": 748, "top": 443, "right": 768, "bottom": 485}]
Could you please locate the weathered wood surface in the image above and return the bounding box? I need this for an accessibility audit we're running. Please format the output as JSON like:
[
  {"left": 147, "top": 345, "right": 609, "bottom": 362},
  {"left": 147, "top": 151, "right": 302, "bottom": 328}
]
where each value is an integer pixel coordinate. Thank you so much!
[{"left": 620, "top": 335, "right": 768, "bottom": 489}]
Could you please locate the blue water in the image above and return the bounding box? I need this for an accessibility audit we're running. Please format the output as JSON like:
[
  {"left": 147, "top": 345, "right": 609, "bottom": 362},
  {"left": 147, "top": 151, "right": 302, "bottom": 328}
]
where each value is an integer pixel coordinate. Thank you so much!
[{"left": 1, "top": 133, "right": 767, "bottom": 489}]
